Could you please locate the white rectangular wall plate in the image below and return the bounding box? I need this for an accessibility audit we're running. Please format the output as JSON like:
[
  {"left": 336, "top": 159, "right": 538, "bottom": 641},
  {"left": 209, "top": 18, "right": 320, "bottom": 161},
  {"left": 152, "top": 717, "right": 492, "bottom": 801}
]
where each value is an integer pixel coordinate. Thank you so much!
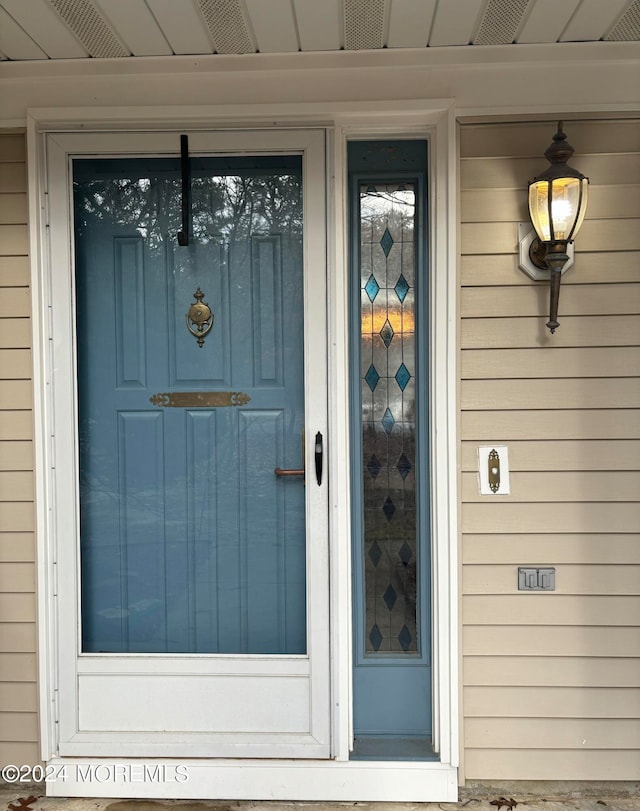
[{"left": 478, "top": 445, "right": 510, "bottom": 495}]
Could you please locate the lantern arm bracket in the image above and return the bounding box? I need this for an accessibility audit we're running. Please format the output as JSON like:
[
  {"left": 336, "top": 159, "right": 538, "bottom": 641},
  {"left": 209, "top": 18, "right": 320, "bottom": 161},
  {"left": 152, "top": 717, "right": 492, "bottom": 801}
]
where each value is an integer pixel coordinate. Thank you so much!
[{"left": 517, "top": 222, "right": 574, "bottom": 281}]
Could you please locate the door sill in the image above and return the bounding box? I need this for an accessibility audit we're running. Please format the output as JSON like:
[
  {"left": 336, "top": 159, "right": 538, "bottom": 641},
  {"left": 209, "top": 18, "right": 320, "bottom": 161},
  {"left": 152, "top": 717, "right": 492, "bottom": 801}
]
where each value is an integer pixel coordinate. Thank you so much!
[
  {"left": 45, "top": 757, "right": 457, "bottom": 801},
  {"left": 350, "top": 735, "right": 438, "bottom": 761}
]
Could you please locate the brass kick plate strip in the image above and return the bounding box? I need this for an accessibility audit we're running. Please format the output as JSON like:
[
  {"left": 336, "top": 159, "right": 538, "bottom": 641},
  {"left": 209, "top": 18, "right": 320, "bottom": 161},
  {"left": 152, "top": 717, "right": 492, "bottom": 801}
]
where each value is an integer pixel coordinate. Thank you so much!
[{"left": 150, "top": 392, "right": 250, "bottom": 408}]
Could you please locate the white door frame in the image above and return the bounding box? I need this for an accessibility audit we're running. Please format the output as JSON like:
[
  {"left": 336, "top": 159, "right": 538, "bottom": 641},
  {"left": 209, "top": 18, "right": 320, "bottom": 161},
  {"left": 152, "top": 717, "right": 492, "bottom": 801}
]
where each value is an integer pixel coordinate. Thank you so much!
[
  {"left": 39, "top": 128, "right": 331, "bottom": 759},
  {"left": 28, "top": 101, "right": 459, "bottom": 800}
]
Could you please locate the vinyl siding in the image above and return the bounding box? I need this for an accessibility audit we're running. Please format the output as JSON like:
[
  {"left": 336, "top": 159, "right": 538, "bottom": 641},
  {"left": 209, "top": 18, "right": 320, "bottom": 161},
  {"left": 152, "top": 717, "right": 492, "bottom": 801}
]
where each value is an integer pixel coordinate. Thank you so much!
[
  {"left": 459, "top": 118, "right": 640, "bottom": 781},
  {"left": 0, "top": 133, "right": 38, "bottom": 767}
]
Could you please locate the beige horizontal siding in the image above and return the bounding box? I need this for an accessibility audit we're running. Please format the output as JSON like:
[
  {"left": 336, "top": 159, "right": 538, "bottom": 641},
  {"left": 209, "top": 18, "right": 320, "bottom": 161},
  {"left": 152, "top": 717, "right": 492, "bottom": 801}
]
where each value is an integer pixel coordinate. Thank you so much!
[
  {"left": 0, "top": 593, "right": 36, "bottom": 622},
  {"left": 0, "top": 163, "right": 28, "bottom": 193},
  {"left": 465, "top": 717, "right": 640, "bottom": 749},
  {"left": 463, "top": 596, "right": 640, "bottom": 626},
  {"left": 464, "top": 686, "right": 640, "bottom": 718},
  {"left": 0, "top": 285, "right": 30, "bottom": 317},
  {"left": 0, "top": 381, "right": 34, "bottom": 410},
  {"left": 0, "top": 349, "right": 33, "bottom": 378},
  {"left": 0, "top": 502, "right": 35, "bottom": 532},
  {"left": 464, "top": 749, "right": 640, "bottom": 782},
  {"left": 0, "top": 471, "right": 34, "bottom": 501},
  {"left": 462, "top": 185, "right": 640, "bottom": 223},
  {"left": 0, "top": 562, "right": 35, "bottom": 592},
  {"left": 0, "top": 743, "right": 39, "bottom": 768},
  {"left": 0, "top": 194, "right": 28, "bottom": 224},
  {"left": 462, "top": 314, "right": 640, "bottom": 348},
  {"left": 0, "top": 226, "right": 30, "bottom": 258},
  {"left": 0, "top": 712, "right": 39, "bottom": 742},
  {"left": 0, "top": 319, "right": 31, "bottom": 348},
  {"left": 462, "top": 378, "right": 640, "bottom": 409},
  {"left": 460, "top": 118, "right": 640, "bottom": 782},
  {"left": 0, "top": 132, "right": 37, "bottom": 767},
  {"left": 462, "top": 218, "right": 640, "bottom": 255},
  {"left": 0, "top": 682, "right": 37, "bottom": 712},
  {"left": 461, "top": 347, "right": 640, "bottom": 378},
  {"left": 464, "top": 626, "right": 640, "bottom": 657},
  {"left": 0, "top": 653, "right": 36, "bottom": 682},
  {"left": 464, "top": 656, "right": 640, "bottom": 687},
  {"left": 462, "top": 503, "right": 639, "bottom": 534},
  {"left": 0, "top": 533, "right": 35, "bottom": 562},
  {"left": 461, "top": 251, "right": 640, "bottom": 286},
  {"left": 0, "top": 135, "right": 26, "bottom": 162},
  {"left": 461, "top": 282, "right": 640, "bottom": 317},
  {"left": 0, "top": 623, "right": 37, "bottom": 652},
  {"left": 0, "top": 441, "right": 33, "bottom": 470},
  {"left": 463, "top": 534, "right": 640, "bottom": 565},
  {"left": 464, "top": 565, "right": 640, "bottom": 594},
  {"left": 461, "top": 440, "right": 639, "bottom": 470},
  {"left": 462, "top": 409, "right": 640, "bottom": 440},
  {"left": 0, "top": 256, "right": 31, "bottom": 287},
  {"left": 459, "top": 119, "right": 640, "bottom": 158},
  {"left": 0, "top": 413, "right": 35, "bottom": 441},
  {"left": 460, "top": 153, "right": 639, "bottom": 190},
  {"left": 462, "top": 471, "right": 640, "bottom": 501}
]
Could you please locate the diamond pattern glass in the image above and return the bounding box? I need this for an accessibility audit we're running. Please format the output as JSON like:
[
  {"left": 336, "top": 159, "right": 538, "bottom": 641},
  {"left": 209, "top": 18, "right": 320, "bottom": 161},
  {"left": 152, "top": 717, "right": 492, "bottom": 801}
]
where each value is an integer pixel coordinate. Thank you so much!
[
  {"left": 383, "top": 584, "right": 398, "bottom": 610},
  {"left": 396, "top": 452, "right": 412, "bottom": 480},
  {"left": 395, "top": 362, "right": 411, "bottom": 391},
  {"left": 364, "top": 364, "right": 380, "bottom": 391},
  {"left": 369, "top": 539, "right": 382, "bottom": 566},
  {"left": 359, "top": 182, "right": 418, "bottom": 654},
  {"left": 369, "top": 624, "right": 383, "bottom": 651},
  {"left": 394, "top": 273, "right": 410, "bottom": 302},
  {"left": 367, "top": 454, "right": 383, "bottom": 479},
  {"left": 379, "top": 319, "right": 394, "bottom": 348},
  {"left": 381, "top": 408, "right": 395, "bottom": 435},
  {"left": 365, "top": 274, "right": 380, "bottom": 302},
  {"left": 380, "top": 227, "right": 394, "bottom": 257}
]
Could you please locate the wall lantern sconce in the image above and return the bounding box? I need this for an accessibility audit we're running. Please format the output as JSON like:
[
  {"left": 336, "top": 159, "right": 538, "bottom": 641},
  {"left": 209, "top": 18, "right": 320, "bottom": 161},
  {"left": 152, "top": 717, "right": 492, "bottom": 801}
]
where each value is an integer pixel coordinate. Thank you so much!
[{"left": 518, "top": 122, "right": 589, "bottom": 333}]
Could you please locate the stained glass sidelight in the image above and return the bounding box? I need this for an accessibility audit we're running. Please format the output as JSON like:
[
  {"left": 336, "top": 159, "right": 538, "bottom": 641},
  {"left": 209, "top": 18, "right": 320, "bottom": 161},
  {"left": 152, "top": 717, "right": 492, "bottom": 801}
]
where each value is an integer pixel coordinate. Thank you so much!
[{"left": 360, "top": 182, "right": 418, "bottom": 654}]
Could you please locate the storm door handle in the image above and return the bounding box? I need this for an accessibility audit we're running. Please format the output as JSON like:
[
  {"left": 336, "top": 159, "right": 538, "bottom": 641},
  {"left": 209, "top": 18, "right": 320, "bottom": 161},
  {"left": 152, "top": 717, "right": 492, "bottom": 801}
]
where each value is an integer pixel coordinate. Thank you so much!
[{"left": 314, "top": 431, "right": 323, "bottom": 486}]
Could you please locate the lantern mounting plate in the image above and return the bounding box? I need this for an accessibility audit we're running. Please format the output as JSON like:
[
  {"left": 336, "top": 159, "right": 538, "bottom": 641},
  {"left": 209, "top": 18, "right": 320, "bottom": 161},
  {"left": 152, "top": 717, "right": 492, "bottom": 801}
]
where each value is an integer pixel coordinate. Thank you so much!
[{"left": 518, "top": 223, "right": 574, "bottom": 281}]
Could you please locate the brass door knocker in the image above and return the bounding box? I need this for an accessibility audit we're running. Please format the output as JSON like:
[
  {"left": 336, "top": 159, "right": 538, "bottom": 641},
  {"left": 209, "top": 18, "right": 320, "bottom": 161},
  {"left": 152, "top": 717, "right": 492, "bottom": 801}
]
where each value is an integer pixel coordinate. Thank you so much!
[{"left": 186, "top": 287, "right": 213, "bottom": 348}]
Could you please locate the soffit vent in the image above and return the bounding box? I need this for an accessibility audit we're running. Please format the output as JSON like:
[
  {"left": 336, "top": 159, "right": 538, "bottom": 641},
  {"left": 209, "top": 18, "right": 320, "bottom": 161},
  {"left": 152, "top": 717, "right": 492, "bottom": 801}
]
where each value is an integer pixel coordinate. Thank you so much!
[
  {"left": 605, "top": 0, "right": 640, "bottom": 40},
  {"left": 344, "top": 0, "right": 385, "bottom": 50},
  {"left": 474, "top": 0, "right": 531, "bottom": 45},
  {"left": 48, "top": 0, "right": 128, "bottom": 58},
  {"left": 197, "top": 0, "right": 254, "bottom": 54}
]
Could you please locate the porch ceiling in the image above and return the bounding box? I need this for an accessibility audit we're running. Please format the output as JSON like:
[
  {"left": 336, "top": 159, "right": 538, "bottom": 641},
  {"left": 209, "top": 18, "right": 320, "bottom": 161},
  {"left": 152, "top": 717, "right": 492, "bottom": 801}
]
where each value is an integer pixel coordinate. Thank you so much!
[{"left": 0, "top": 0, "right": 638, "bottom": 63}]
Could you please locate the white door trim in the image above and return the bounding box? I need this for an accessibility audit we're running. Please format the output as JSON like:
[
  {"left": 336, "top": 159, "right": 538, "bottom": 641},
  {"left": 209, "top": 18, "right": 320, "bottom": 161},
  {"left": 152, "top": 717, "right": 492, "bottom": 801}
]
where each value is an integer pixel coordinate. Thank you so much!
[
  {"left": 28, "top": 101, "right": 459, "bottom": 799},
  {"left": 327, "top": 107, "right": 459, "bottom": 766}
]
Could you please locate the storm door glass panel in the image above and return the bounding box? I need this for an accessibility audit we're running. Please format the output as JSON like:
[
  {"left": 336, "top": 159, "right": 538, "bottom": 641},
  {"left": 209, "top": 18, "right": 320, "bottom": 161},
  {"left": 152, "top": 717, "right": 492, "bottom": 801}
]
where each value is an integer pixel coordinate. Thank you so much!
[
  {"left": 360, "top": 182, "right": 418, "bottom": 655},
  {"left": 74, "top": 155, "right": 306, "bottom": 655}
]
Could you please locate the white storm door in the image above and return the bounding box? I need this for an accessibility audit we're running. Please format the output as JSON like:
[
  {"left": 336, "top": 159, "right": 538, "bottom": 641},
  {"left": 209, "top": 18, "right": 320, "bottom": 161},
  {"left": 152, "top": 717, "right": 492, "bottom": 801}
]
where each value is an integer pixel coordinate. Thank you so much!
[{"left": 48, "top": 130, "right": 330, "bottom": 758}]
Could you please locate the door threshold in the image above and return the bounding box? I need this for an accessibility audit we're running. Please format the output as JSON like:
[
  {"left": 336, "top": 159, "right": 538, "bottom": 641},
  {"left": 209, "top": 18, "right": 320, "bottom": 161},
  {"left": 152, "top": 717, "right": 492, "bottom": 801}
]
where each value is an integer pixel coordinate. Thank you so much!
[
  {"left": 350, "top": 735, "right": 438, "bottom": 761},
  {"left": 45, "top": 757, "right": 458, "bottom": 801}
]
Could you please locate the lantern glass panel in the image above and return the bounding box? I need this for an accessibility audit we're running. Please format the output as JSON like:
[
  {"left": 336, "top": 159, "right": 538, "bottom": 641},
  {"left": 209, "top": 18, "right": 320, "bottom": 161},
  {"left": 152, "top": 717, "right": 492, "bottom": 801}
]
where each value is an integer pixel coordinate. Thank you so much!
[{"left": 529, "top": 177, "right": 588, "bottom": 243}]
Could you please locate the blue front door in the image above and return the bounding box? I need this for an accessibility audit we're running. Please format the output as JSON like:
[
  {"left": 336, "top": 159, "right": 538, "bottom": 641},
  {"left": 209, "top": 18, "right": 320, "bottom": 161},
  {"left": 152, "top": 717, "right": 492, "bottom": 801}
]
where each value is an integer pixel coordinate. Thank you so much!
[{"left": 65, "top": 134, "right": 330, "bottom": 757}]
